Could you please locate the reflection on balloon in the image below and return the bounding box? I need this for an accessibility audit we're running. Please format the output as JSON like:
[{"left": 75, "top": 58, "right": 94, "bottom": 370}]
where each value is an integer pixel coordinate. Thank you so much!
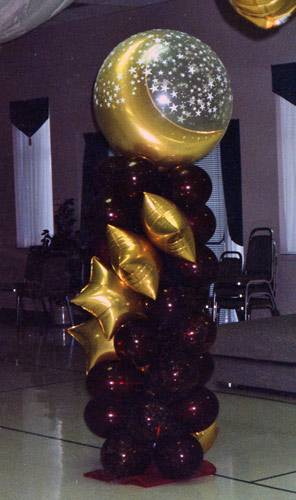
[
  {"left": 185, "top": 205, "right": 216, "bottom": 244},
  {"left": 101, "top": 432, "right": 152, "bottom": 478},
  {"left": 114, "top": 317, "right": 156, "bottom": 368},
  {"left": 68, "top": 318, "right": 117, "bottom": 373},
  {"left": 193, "top": 420, "right": 219, "bottom": 453},
  {"left": 143, "top": 192, "right": 196, "bottom": 263},
  {"left": 175, "top": 314, "right": 217, "bottom": 354},
  {"left": 129, "top": 397, "right": 178, "bottom": 441},
  {"left": 86, "top": 359, "right": 144, "bottom": 399},
  {"left": 173, "top": 387, "right": 219, "bottom": 432},
  {"left": 229, "top": 0, "right": 296, "bottom": 29},
  {"left": 148, "top": 352, "right": 197, "bottom": 399},
  {"left": 154, "top": 434, "right": 204, "bottom": 479},
  {"left": 170, "top": 243, "right": 218, "bottom": 287},
  {"left": 94, "top": 29, "right": 232, "bottom": 164},
  {"left": 170, "top": 165, "right": 212, "bottom": 208},
  {"left": 84, "top": 398, "right": 129, "bottom": 438},
  {"left": 71, "top": 257, "right": 143, "bottom": 340},
  {"left": 107, "top": 225, "right": 160, "bottom": 300}
]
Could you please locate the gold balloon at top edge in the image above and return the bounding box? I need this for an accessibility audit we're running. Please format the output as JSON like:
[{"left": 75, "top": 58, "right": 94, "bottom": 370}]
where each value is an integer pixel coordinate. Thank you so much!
[
  {"left": 71, "top": 257, "right": 143, "bottom": 340},
  {"left": 229, "top": 0, "right": 296, "bottom": 28},
  {"left": 107, "top": 224, "right": 160, "bottom": 300},
  {"left": 93, "top": 29, "right": 232, "bottom": 164},
  {"left": 143, "top": 192, "right": 196, "bottom": 263}
]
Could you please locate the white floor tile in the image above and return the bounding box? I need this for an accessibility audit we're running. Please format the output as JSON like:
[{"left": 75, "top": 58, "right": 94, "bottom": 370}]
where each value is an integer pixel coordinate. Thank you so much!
[{"left": 257, "top": 472, "right": 296, "bottom": 492}]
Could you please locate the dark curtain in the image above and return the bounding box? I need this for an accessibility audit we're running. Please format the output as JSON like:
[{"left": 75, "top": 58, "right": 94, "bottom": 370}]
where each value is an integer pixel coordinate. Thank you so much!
[
  {"left": 80, "top": 132, "right": 109, "bottom": 256},
  {"left": 272, "top": 62, "right": 296, "bottom": 105},
  {"left": 220, "top": 119, "right": 243, "bottom": 246},
  {"left": 10, "top": 97, "right": 49, "bottom": 137}
]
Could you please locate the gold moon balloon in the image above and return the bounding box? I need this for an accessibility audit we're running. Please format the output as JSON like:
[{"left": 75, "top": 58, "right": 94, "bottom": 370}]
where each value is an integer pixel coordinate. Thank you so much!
[
  {"left": 107, "top": 224, "right": 160, "bottom": 300},
  {"left": 93, "top": 30, "right": 233, "bottom": 164},
  {"left": 193, "top": 421, "right": 219, "bottom": 453},
  {"left": 229, "top": 0, "right": 296, "bottom": 29},
  {"left": 143, "top": 192, "right": 196, "bottom": 263}
]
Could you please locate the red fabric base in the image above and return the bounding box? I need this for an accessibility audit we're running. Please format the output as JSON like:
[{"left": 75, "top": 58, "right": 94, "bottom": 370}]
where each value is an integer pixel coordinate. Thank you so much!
[{"left": 84, "top": 460, "right": 216, "bottom": 488}]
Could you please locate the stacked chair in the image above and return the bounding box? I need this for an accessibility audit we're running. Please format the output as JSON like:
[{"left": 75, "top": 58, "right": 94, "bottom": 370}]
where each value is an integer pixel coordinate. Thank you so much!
[{"left": 212, "top": 227, "right": 280, "bottom": 324}]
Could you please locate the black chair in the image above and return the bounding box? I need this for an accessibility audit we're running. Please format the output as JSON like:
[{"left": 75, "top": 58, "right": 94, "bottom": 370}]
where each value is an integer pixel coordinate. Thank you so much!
[{"left": 213, "top": 228, "right": 279, "bottom": 323}]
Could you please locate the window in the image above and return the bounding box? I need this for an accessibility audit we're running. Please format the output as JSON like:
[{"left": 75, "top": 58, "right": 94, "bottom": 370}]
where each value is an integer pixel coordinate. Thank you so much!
[{"left": 10, "top": 98, "right": 54, "bottom": 248}]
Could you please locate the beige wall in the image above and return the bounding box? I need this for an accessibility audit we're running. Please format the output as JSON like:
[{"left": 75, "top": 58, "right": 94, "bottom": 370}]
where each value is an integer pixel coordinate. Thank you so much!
[{"left": 0, "top": 0, "right": 295, "bottom": 312}]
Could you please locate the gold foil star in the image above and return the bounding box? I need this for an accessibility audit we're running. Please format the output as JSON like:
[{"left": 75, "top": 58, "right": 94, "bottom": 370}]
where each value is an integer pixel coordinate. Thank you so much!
[
  {"left": 68, "top": 318, "right": 117, "bottom": 373},
  {"left": 107, "top": 224, "right": 160, "bottom": 300},
  {"left": 143, "top": 192, "right": 196, "bottom": 263},
  {"left": 71, "top": 257, "right": 143, "bottom": 340}
]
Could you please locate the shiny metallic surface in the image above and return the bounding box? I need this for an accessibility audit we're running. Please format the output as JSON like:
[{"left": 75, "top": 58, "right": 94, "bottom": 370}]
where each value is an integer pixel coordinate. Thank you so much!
[
  {"left": 93, "top": 30, "right": 232, "bottom": 164},
  {"left": 229, "top": 0, "right": 296, "bottom": 28}
]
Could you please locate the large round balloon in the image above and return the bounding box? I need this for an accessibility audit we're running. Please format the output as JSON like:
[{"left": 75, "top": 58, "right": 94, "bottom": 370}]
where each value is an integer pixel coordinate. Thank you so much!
[
  {"left": 129, "top": 397, "right": 178, "bottom": 442},
  {"left": 94, "top": 30, "right": 233, "bottom": 164},
  {"left": 86, "top": 360, "right": 143, "bottom": 399},
  {"left": 114, "top": 317, "right": 156, "bottom": 368},
  {"left": 154, "top": 434, "right": 204, "bottom": 479},
  {"left": 172, "top": 387, "right": 219, "bottom": 432},
  {"left": 84, "top": 398, "right": 129, "bottom": 438},
  {"left": 101, "top": 432, "right": 152, "bottom": 478}
]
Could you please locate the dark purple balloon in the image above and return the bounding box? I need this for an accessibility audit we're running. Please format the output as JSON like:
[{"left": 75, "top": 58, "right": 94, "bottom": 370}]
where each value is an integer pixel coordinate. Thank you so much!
[
  {"left": 129, "top": 397, "right": 178, "bottom": 442},
  {"left": 185, "top": 205, "right": 216, "bottom": 244},
  {"left": 114, "top": 318, "right": 156, "bottom": 368},
  {"left": 84, "top": 399, "right": 129, "bottom": 438},
  {"left": 172, "top": 244, "right": 218, "bottom": 287},
  {"left": 148, "top": 353, "right": 197, "bottom": 399},
  {"left": 86, "top": 360, "right": 144, "bottom": 400},
  {"left": 172, "top": 387, "right": 219, "bottom": 432},
  {"left": 101, "top": 432, "right": 152, "bottom": 478},
  {"left": 169, "top": 165, "right": 212, "bottom": 208},
  {"left": 195, "top": 352, "right": 215, "bottom": 386},
  {"left": 154, "top": 434, "right": 204, "bottom": 479},
  {"left": 175, "top": 313, "right": 217, "bottom": 354}
]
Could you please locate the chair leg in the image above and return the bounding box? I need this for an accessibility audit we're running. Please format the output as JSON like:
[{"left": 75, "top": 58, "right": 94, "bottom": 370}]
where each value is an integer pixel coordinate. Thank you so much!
[{"left": 65, "top": 296, "right": 74, "bottom": 326}]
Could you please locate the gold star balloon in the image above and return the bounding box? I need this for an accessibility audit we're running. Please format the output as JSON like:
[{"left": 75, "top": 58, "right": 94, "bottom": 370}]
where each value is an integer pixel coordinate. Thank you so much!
[
  {"left": 143, "top": 192, "right": 196, "bottom": 263},
  {"left": 229, "top": 0, "right": 296, "bottom": 29},
  {"left": 68, "top": 318, "right": 117, "bottom": 373},
  {"left": 93, "top": 30, "right": 232, "bottom": 164},
  {"left": 71, "top": 257, "right": 143, "bottom": 340},
  {"left": 107, "top": 224, "right": 160, "bottom": 300},
  {"left": 193, "top": 421, "right": 219, "bottom": 453}
]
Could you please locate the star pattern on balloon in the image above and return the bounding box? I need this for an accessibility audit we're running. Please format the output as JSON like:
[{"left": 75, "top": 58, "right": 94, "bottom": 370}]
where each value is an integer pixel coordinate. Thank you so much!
[
  {"left": 68, "top": 318, "right": 117, "bottom": 373},
  {"left": 71, "top": 257, "right": 143, "bottom": 340},
  {"left": 94, "top": 30, "right": 232, "bottom": 130}
]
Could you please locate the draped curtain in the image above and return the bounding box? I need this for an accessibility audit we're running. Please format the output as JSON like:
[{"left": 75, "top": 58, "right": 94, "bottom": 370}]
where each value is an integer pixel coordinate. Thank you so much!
[
  {"left": 11, "top": 98, "right": 53, "bottom": 248},
  {"left": 272, "top": 62, "right": 296, "bottom": 254}
]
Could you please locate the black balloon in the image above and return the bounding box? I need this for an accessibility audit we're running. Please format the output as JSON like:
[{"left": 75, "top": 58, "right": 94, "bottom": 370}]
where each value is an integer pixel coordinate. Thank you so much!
[
  {"left": 170, "top": 243, "right": 218, "bottom": 287},
  {"left": 114, "top": 317, "right": 156, "bottom": 368},
  {"left": 169, "top": 165, "right": 212, "bottom": 208},
  {"left": 154, "top": 434, "right": 204, "bottom": 479},
  {"left": 195, "top": 352, "right": 215, "bottom": 386},
  {"left": 185, "top": 205, "right": 216, "bottom": 244},
  {"left": 175, "top": 313, "right": 217, "bottom": 354},
  {"left": 148, "top": 353, "right": 197, "bottom": 399},
  {"left": 84, "top": 399, "right": 129, "bottom": 438},
  {"left": 86, "top": 360, "right": 143, "bottom": 400},
  {"left": 101, "top": 432, "right": 152, "bottom": 478},
  {"left": 129, "top": 397, "right": 178, "bottom": 442},
  {"left": 172, "top": 387, "right": 219, "bottom": 432}
]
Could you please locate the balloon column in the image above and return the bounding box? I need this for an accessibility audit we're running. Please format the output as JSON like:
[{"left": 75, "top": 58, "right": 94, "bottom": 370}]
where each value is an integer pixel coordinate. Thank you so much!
[{"left": 69, "top": 29, "right": 232, "bottom": 483}]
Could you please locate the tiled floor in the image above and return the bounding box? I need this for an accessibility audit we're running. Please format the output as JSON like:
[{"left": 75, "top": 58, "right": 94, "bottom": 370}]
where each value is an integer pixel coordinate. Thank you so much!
[{"left": 1, "top": 321, "right": 296, "bottom": 499}]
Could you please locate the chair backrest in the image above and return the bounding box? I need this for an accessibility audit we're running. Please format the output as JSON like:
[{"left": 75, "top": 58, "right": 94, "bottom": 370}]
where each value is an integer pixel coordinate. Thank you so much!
[
  {"left": 244, "top": 227, "right": 276, "bottom": 283},
  {"left": 217, "top": 251, "right": 243, "bottom": 280},
  {"left": 24, "top": 246, "right": 45, "bottom": 284},
  {"left": 41, "top": 252, "right": 72, "bottom": 296}
]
